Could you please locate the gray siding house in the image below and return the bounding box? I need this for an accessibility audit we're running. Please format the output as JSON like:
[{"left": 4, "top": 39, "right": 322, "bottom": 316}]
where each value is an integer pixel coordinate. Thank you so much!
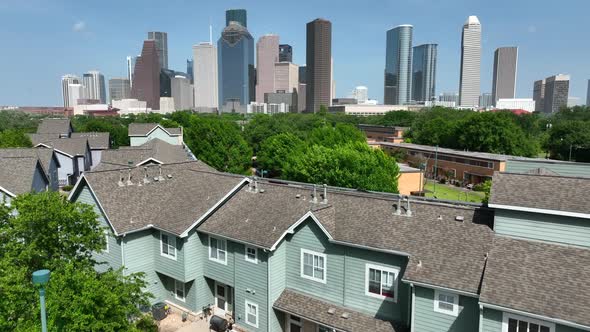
[{"left": 69, "top": 163, "right": 590, "bottom": 332}]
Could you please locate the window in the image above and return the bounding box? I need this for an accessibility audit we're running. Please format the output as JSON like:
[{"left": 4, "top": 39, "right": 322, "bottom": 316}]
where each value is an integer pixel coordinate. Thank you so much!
[
  {"left": 288, "top": 315, "right": 302, "bottom": 332},
  {"left": 174, "top": 279, "right": 185, "bottom": 302},
  {"left": 160, "top": 233, "right": 176, "bottom": 260},
  {"left": 318, "top": 325, "right": 335, "bottom": 332},
  {"left": 433, "top": 290, "right": 459, "bottom": 316},
  {"left": 209, "top": 236, "right": 227, "bottom": 264},
  {"left": 301, "top": 249, "right": 326, "bottom": 283},
  {"left": 245, "top": 246, "right": 257, "bottom": 264},
  {"left": 245, "top": 301, "right": 258, "bottom": 328},
  {"left": 365, "top": 264, "right": 399, "bottom": 302},
  {"left": 103, "top": 230, "right": 109, "bottom": 253},
  {"left": 502, "top": 313, "right": 555, "bottom": 332}
]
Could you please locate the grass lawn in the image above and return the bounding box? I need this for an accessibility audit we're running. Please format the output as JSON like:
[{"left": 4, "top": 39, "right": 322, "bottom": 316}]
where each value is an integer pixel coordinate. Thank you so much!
[{"left": 424, "top": 180, "right": 484, "bottom": 203}]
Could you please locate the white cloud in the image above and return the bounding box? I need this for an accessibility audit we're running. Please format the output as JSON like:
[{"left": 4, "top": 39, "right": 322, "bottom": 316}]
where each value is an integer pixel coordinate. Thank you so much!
[
  {"left": 73, "top": 21, "right": 86, "bottom": 32},
  {"left": 528, "top": 25, "right": 537, "bottom": 33}
]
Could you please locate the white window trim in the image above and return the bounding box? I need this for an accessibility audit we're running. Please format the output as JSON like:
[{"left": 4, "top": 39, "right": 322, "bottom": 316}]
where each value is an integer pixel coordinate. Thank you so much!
[
  {"left": 365, "top": 263, "right": 399, "bottom": 302},
  {"left": 160, "top": 232, "right": 177, "bottom": 261},
  {"left": 208, "top": 236, "right": 227, "bottom": 265},
  {"left": 103, "top": 229, "right": 109, "bottom": 253},
  {"left": 174, "top": 279, "right": 185, "bottom": 302},
  {"left": 433, "top": 289, "right": 459, "bottom": 316},
  {"left": 502, "top": 312, "right": 555, "bottom": 332},
  {"left": 245, "top": 300, "right": 259, "bottom": 328},
  {"left": 300, "top": 249, "right": 327, "bottom": 284},
  {"left": 245, "top": 246, "right": 258, "bottom": 264}
]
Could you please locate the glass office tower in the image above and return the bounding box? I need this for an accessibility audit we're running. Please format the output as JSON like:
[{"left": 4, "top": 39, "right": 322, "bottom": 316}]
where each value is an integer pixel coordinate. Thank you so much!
[
  {"left": 412, "top": 44, "right": 437, "bottom": 102},
  {"left": 226, "top": 9, "right": 247, "bottom": 27},
  {"left": 384, "top": 25, "right": 413, "bottom": 105}
]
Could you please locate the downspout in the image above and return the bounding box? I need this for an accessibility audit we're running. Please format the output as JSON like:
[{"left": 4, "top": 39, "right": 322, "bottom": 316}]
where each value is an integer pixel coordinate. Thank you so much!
[
  {"left": 120, "top": 234, "right": 126, "bottom": 276},
  {"left": 478, "top": 304, "right": 483, "bottom": 332},
  {"left": 410, "top": 284, "right": 415, "bottom": 332}
]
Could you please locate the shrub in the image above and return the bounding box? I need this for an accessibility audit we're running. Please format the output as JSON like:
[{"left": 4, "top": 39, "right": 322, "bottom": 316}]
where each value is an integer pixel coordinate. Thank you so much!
[{"left": 61, "top": 185, "right": 74, "bottom": 192}]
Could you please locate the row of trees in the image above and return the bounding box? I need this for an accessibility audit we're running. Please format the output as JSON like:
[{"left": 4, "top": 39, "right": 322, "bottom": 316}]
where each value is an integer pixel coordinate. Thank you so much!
[{"left": 0, "top": 192, "right": 155, "bottom": 331}]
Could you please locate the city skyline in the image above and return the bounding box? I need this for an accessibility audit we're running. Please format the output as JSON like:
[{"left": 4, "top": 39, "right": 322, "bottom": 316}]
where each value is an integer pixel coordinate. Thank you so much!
[{"left": 1, "top": 0, "right": 589, "bottom": 106}]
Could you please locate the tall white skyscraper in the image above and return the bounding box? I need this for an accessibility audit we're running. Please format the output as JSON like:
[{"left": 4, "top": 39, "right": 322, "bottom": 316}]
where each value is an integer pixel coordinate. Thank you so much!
[
  {"left": 67, "top": 83, "right": 83, "bottom": 107},
  {"left": 126, "top": 56, "right": 137, "bottom": 88},
  {"left": 352, "top": 86, "right": 368, "bottom": 104},
  {"left": 171, "top": 75, "right": 193, "bottom": 111},
  {"left": 459, "top": 16, "right": 481, "bottom": 107},
  {"left": 192, "top": 42, "right": 219, "bottom": 110},
  {"left": 82, "top": 70, "right": 106, "bottom": 103},
  {"left": 61, "top": 74, "right": 80, "bottom": 107}
]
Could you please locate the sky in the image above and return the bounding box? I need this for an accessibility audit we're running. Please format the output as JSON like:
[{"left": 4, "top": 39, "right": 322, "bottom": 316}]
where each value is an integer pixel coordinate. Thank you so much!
[{"left": 0, "top": 0, "right": 589, "bottom": 106}]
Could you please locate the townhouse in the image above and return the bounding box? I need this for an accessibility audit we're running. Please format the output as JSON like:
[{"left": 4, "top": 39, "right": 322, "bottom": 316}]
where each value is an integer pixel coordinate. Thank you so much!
[
  {"left": 128, "top": 123, "right": 184, "bottom": 146},
  {"left": 0, "top": 148, "right": 60, "bottom": 191},
  {"left": 0, "top": 153, "right": 50, "bottom": 204},
  {"left": 67, "top": 161, "right": 590, "bottom": 332},
  {"left": 33, "top": 137, "right": 92, "bottom": 186},
  {"left": 71, "top": 132, "right": 111, "bottom": 169}
]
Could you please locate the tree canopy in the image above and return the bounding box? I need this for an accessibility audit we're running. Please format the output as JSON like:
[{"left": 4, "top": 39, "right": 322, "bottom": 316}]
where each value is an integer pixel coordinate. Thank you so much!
[
  {"left": 0, "top": 129, "right": 32, "bottom": 148},
  {"left": 0, "top": 192, "right": 154, "bottom": 331}
]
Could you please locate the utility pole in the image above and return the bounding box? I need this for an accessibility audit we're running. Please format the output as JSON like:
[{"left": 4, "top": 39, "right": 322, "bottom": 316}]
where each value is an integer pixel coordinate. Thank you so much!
[{"left": 433, "top": 145, "right": 438, "bottom": 196}]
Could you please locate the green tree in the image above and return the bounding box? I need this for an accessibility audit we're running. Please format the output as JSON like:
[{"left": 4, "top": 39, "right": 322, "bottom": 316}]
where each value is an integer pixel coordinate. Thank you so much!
[
  {"left": 0, "top": 129, "right": 33, "bottom": 148},
  {"left": 283, "top": 142, "right": 400, "bottom": 193},
  {"left": 0, "top": 192, "right": 153, "bottom": 331},
  {"left": 307, "top": 123, "right": 366, "bottom": 148},
  {"left": 184, "top": 116, "right": 253, "bottom": 174},
  {"left": 481, "top": 179, "right": 492, "bottom": 204},
  {"left": 546, "top": 120, "right": 590, "bottom": 161},
  {"left": 71, "top": 116, "right": 129, "bottom": 148},
  {"left": 257, "top": 133, "right": 305, "bottom": 177}
]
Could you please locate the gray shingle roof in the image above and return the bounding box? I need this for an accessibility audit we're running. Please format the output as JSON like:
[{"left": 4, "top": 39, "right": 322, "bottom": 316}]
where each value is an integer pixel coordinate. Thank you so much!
[
  {"left": 273, "top": 289, "right": 400, "bottom": 332},
  {"left": 29, "top": 133, "right": 60, "bottom": 145},
  {"left": 37, "top": 118, "right": 72, "bottom": 135},
  {"left": 480, "top": 236, "right": 590, "bottom": 327},
  {"left": 489, "top": 172, "right": 590, "bottom": 215},
  {"left": 79, "top": 161, "right": 243, "bottom": 236},
  {"left": 0, "top": 148, "right": 59, "bottom": 177},
  {"left": 128, "top": 123, "right": 182, "bottom": 136},
  {"left": 71, "top": 132, "right": 110, "bottom": 149},
  {"left": 36, "top": 138, "right": 89, "bottom": 157},
  {"left": 94, "top": 139, "right": 196, "bottom": 171},
  {"left": 200, "top": 181, "right": 494, "bottom": 293},
  {"left": 0, "top": 157, "right": 41, "bottom": 196}
]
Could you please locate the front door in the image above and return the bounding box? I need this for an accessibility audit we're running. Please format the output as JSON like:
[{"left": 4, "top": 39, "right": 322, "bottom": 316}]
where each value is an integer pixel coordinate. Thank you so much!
[{"left": 214, "top": 282, "right": 227, "bottom": 316}]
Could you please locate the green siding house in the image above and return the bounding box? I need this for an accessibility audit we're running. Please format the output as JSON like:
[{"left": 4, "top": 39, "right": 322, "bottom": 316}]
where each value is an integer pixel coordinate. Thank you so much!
[{"left": 69, "top": 162, "right": 590, "bottom": 332}]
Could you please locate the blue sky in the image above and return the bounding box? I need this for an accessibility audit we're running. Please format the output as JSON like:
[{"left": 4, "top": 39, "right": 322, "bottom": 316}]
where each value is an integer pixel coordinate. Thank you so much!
[{"left": 0, "top": 0, "right": 588, "bottom": 106}]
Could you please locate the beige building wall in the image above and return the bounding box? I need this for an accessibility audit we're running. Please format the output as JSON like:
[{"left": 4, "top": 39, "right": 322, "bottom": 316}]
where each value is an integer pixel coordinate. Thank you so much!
[
  {"left": 256, "top": 35, "right": 280, "bottom": 102},
  {"left": 274, "top": 62, "right": 299, "bottom": 93},
  {"left": 398, "top": 171, "right": 423, "bottom": 195}
]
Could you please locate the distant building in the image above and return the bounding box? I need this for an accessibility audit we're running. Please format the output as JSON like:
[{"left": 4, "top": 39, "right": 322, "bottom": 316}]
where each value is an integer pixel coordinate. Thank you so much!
[
  {"left": 279, "top": 44, "right": 293, "bottom": 62},
  {"left": 297, "top": 83, "right": 306, "bottom": 113},
  {"left": 384, "top": 25, "right": 413, "bottom": 105},
  {"left": 351, "top": 86, "right": 368, "bottom": 104},
  {"left": 247, "top": 102, "right": 288, "bottom": 114},
  {"left": 587, "top": 80, "right": 590, "bottom": 106},
  {"left": 425, "top": 100, "right": 456, "bottom": 108},
  {"left": 412, "top": 44, "right": 437, "bottom": 102},
  {"left": 298, "top": 66, "right": 306, "bottom": 84},
  {"left": 459, "top": 16, "right": 481, "bottom": 107},
  {"left": 491, "top": 47, "right": 518, "bottom": 105},
  {"left": 567, "top": 97, "right": 581, "bottom": 107},
  {"left": 329, "top": 104, "right": 422, "bottom": 116},
  {"left": 171, "top": 75, "right": 192, "bottom": 110},
  {"left": 332, "top": 98, "right": 358, "bottom": 105},
  {"left": 193, "top": 43, "right": 218, "bottom": 110},
  {"left": 439, "top": 92, "right": 459, "bottom": 105},
  {"left": 147, "top": 31, "right": 168, "bottom": 69},
  {"left": 112, "top": 99, "right": 150, "bottom": 115},
  {"left": 82, "top": 71, "right": 106, "bottom": 104},
  {"left": 108, "top": 78, "right": 131, "bottom": 103},
  {"left": 533, "top": 79, "right": 545, "bottom": 113},
  {"left": 159, "top": 97, "right": 176, "bottom": 114},
  {"left": 218, "top": 21, "right": 255, "bottom": 108},
  {"left": 61, "top": 74, "right": 80, "bottom": 107},
  {"left": 495, "top": 98, "right": 535, "bottom": 113},
  {"left": 306, "top": 18, "right": 332, "bottom": 113},
  {"left": 479, "top": 93, "right": 493, "bottom": 109},
  {"left": 226, "top": 8, "right": 247, "bottom": 27},
  {"left": 186, "top": 59, "right": 194, "bottom": 84},
  {"left": 131, "top": 40, "right": 160, "bottom": 109},
  {"left": 274, "top": 62, "right": 299, "bottom": 94},
  {"left": 67, "top": 83, "right": 84, "bottom": 107},
  {"left": 265, "top": 92, "right": 297, "bottom": 112},
  {"left": 126, "top": 56, "right": 136, "bottom": 87},
  {"left": 543, "top": 74, "right": 570, "bottom": 113},
  {"left": 256, "top": 35, "right": 280, "bottom": 102}
]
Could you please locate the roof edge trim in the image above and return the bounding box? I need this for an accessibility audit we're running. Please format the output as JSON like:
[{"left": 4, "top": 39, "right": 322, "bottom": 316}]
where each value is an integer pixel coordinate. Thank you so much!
[{"left": 488, "top": 203, "right": 590, "bottom": 220}]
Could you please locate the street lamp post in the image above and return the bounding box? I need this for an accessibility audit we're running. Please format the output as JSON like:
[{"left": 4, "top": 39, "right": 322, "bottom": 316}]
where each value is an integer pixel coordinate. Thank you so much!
[{"left": 32, "top": 269, "right": 51, "bottom": 332}]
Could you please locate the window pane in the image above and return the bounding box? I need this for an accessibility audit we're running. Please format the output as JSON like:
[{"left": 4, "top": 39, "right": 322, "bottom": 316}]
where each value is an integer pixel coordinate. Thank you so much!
[
  {"left": 518, "top": 321, "right": 528, "bottom": 332},
  {"left": 439, "top": 302, "right": 454, "bottom": 311},
  {"left": 530, "top": 324, "right": 539, "bottom": 332},
  {"left": 370, "top": 269, "right": 381, "bottom": 283},
  {"left": 317, "top": 256, "right": 324, "bottom": 269},
  {"left": 168, "top": 245, "right": 175, "bottom": 257},
  {"left": 211, "top": 238, "right": 218, "bottom": 250},
  {"left": 303, "top": 263, "right": 313, "bottom": 277},
  {"left": 508, "top": 319, "right": 517, "bottom": 332},
  {"left": 290, "top": 326, "right": 301, "bottom": 332},
  {"left": 540, "top": 327, "right": 550, "bottom": 332},
  {"left": 219, "top": 250, "right": 226, "bottom": 261},
  {"left": 304, "top": 253, "right": 313, "bottom": 265},
  {"left": 369, "top": 280, "right": 381, "bottom": 295},
  {"left": 315, "top": 267, "right": 324, "bottom": 280},
  {"left": 162, "top": 234, "right": 168, "bottom": 245},
  {"left": 382, "top": 283, "right": 394, "bottom": 298},
  {"left": 220, "top": 239, "right": 226, "bottom": 251}
]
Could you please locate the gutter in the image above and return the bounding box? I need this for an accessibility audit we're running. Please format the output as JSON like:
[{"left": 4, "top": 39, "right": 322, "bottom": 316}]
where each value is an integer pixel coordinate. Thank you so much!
[{"left": 402, "top": 279, "right": 479, "bottom": 298}]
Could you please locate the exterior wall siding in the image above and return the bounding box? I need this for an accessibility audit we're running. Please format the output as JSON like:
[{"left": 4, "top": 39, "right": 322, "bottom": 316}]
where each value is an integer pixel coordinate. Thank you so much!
[
  {"left": 73, "top": 185, "right": 122, "bottom": 272},
  {"left": 482, "top": 308, "right": 586, "bottom": 332},
  {"left": 124, "top": 230, "right": 164, "bottom": 303},
  {"left": 31, "top": 165, "right": 48, "bottom": 192},
  {"left": 505, "top": 160, "right": 590, "bottom": 178},
  {"left": 269, "top": 242, "right": 287, "bottom": 332},
  {"left": 54, "top": 152, "right": 73, "bottom": 184},
  {"left": 494, "top": 209, "right": 590, "bottom": 247},
  {"left": 154, "top": 230, "right": 186, "bottom": 282},
  {"left": 48, "top": 156, "right": 59, "bottom": 190},
  {"left": 413, "top": 286, "right": 479, "bottom": 332}
]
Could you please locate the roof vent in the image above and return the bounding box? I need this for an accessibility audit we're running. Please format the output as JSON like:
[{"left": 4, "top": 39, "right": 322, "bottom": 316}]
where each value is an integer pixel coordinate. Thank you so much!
[
  {"left": 321, "top": 184, "right": 328, "bottom": 204},
  {"left": 259, "top": 189, "right": 265, "bottom": 193},
  {"left": 143, "top": 167, "right": 150, "bottom": 184},
  {"left": 437, "top": 215, "right": 443, "bottom": 221},
  {"left": 117, "top": 171, "right": 125, "bottom": 187},
  {"left": 167, "top": 174, "right": 172, "bottom": 179},
  {"left": 153, "top": 177, "right": 159, "bottom": 182},
  {"left": 455, "top": 216, "right": 464, "bottom": 222},
  {"left": 405, "top": 196, "right": 412, "bottom": 217},
  {"left": 417, "top": 260, "right": 422, "bottom": 267},
  {"left": 296, "top": 194, "right": 301, "bottom": 199},
  {"left": 394, "top": 197, "right": 402, "bottom": 216},
  {"left": 158, "top": 165, "right": 165, "bottom": 181},
  {"left": 126, "top": 169, "right": 133, "bottom": 186},
  {"left": 341, "top": 312, "right": 349, "bottom": 319},
  {"left": 311, "top": 185, "right": 318, "bottom": 203},
  {"left": 327, "top": 308, "right": 336, "bottom": 315}
]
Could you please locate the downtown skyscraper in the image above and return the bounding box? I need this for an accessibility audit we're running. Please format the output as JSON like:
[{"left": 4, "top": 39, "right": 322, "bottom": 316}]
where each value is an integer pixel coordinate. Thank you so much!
[
  {"left": 279, "top": 44, "right": 293, "bottom": 62},
  {"left": 218, "top": 13, "right": 254, "bottom": 108},
  {"left": 82, "top": 71, "right": 106, "bottom": 103},
  {"left": 491, "top": 47, "right": 518, "bottom": 105},
  {"left": 61, "top": 74, "right": 80, "bottom": 107},
  {"left": 148, "top": 31, "right": 168, "bottom": 70},
  {"left": 131, "top": 40, "right": 160, "bottom": 109},
  {"left": 108, "top": 78, "right": 131, "bottom": 103},
  {"left": 256, "top": 34, "right": 280, "bottom": 102},
  {"left": 543, "top": 74, "right": 570, "bottom": 114},
  {"left": 226, "top": 9, "right": 247, "bottom": 27},
  {"left": 306, "top": 18, "right": 332, "bottom": 113},
  {"left": 459, "top": 16, "right": 481, "bottom": 107},
  {"left": 193, "top": 42, "right": 218, "bottom": 110},
  {"left": 384, "top": 25, "right": 413, "bottom": 105},
  {"left": 411, "top": 44, "right": 437, "bottom": 102}
]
